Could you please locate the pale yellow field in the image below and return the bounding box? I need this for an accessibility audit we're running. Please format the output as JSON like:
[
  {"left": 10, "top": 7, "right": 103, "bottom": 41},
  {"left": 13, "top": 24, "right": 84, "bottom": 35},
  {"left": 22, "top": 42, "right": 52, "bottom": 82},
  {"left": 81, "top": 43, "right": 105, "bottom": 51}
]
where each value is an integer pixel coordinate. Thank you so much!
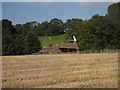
[{"left": 2, "top": 53, "right": 118, "bottom": 88}]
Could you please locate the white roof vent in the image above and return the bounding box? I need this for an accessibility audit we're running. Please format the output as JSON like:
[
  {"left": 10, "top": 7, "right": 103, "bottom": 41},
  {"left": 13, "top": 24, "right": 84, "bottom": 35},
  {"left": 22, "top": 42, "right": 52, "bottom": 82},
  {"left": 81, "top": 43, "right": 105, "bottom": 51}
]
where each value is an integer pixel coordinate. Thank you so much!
[{"left": 73, "top": 36, "right": 77, "bottom": 41}]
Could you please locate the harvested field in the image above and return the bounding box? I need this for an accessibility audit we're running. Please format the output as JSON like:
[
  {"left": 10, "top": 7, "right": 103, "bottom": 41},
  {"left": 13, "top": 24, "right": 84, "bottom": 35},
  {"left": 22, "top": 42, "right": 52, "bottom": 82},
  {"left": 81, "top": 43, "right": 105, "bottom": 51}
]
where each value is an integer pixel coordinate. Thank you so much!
[{"left": 2, "top": 53, "right": 118, "bottom": 88}]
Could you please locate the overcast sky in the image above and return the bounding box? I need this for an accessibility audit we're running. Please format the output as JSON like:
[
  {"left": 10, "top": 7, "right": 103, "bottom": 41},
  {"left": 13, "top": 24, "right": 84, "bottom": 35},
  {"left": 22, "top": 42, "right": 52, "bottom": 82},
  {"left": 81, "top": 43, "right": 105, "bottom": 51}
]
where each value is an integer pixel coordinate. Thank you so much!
[{"left": 2, "top": 2, "right": 115, "bottom": 25}]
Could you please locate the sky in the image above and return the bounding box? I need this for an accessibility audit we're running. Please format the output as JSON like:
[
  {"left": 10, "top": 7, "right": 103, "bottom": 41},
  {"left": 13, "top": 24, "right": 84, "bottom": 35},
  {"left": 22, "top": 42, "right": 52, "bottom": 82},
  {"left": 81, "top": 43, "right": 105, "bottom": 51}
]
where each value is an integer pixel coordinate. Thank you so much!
[
  {"left": 0, "top": 2, "right": 2, "bottom": 20},
  {"left": 2, "top": 2, "right": 115, "bottom": 25}
]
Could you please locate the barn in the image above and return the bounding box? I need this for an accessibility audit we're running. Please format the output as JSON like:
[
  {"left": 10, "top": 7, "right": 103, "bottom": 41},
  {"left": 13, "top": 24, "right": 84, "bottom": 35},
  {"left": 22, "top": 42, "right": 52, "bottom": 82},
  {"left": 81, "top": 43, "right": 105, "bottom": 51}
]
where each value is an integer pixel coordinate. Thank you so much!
[
  {"left": 39, "top": 46, "right": 62, "bottom": 54},
  {"left": 39, "top": 36, "right": 79, "bottom": 54}
]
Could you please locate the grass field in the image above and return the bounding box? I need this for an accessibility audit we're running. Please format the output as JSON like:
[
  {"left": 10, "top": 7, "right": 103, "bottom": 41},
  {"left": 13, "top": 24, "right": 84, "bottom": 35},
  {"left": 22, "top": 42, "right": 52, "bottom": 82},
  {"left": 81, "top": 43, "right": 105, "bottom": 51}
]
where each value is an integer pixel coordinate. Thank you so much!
[
  {"left": 2, "top": 53, "right": 118, "bottom": 88},
  {"left": 38, "top": 34, "right": 71, "bottom": 47}
]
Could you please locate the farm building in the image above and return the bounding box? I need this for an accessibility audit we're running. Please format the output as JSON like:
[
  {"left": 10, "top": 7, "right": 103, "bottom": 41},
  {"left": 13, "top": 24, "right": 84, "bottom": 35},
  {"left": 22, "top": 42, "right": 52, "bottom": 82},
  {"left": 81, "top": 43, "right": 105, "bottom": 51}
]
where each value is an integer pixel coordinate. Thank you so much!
[
  {"left": 39, "top": 46, "right": 62, "bottom": 54},
  {"left": 39, "top": 36, "right": 80, "bottom": 54}
]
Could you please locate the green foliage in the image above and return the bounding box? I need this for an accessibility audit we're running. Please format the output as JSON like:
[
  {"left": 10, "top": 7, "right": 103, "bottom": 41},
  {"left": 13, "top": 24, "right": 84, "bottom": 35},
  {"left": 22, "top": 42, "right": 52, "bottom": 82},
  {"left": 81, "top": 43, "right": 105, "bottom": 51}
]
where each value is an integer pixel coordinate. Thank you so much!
[
  {"left": 2, "top": 19, "right": 15, "bottom": 34},
  {"left": 2, "top": 2, "right": 119, "bottom": 55},
  {"left": 35, "top": 21, "right": 48, "bottom": 36},
  {"left": 88, "top": 15, "right": 117, "bottom": 50},
  {"left": 65, "top": 27, "right": 75, "bottom": 41},
  {"left": 14, "top": 24, "right": 24, "bottom": 35},
  {"left": 107, "top": 2, "right": 120, "bottom": 25},
  {"left": 2, "top": 30, "right": 15, "bottom": 55},
  {"left": 14, "top": 35, "right": 25, "bottom": 55},
  {"left": 107, "top": 2, "right": 120, "bottom": 49},
  {"left": 65, "top": 10, "right": 118, "bottom": 50},
  {"left": 25, "top": 31, "right": 41, "bottom": 54},
  {"left": 2, "top": 19, "right": 42, "bottom": 55},
  {"left": 45, "top": 18, "right": 65, "bottom": 36}
]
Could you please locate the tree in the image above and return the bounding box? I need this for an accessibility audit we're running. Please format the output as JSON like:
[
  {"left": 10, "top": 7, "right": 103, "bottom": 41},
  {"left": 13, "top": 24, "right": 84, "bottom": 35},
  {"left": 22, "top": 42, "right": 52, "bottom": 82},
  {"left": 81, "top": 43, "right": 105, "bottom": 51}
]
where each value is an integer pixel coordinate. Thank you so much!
[
  {"left": 14, "top": 35, "right": 25, "bottom": 55},
  {"left": 22, "top": 21, "right": 38, "bottom": 36},
  {"left": 65, "top": 27, "right": 75, "bottom": 41},
  {"left": 46, "top": 18, "right": 64, "bottom": 36},
  {"left": 64, "top": 18, "right": 83, "bottom": 31},
  {"left": 107, "top": 2, "right": 120, "bottom": 26},
  {"left": 25, "top": 31, "right": 42, "bottom": 54},
  {"left": 2, "top": 19, "right": 16, "bottom": 55},
  {"left": 87, "top": 14, "right": 117, "bottom": 50},
  {"left": 2, "top": 19, "right": 16, "bottom": 35},
  {"left": 14, "top": 24, "right": 24, "bottom": 35},
  {"left": 107, "top": 2, "right": 120, "bottom": 49},
  {"left": 35, "top": 21, "right": 48, "bottom": 36},
  {"left": 2, "top": 30, "right": 15, "bottom": 55}
]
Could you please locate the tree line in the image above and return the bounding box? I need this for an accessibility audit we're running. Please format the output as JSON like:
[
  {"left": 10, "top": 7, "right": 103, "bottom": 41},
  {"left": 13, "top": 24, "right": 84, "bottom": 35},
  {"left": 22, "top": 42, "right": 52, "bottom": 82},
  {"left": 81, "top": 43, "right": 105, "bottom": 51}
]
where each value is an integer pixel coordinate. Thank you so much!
[
  {"left": 1, "top": 2, "right": 120, "bottom": 55},
  {"left": 65, "top": 2, "right": 120, "bottom": 51},
  {"left": 2, "top": 18, "right": 67, "bottom": 55}
]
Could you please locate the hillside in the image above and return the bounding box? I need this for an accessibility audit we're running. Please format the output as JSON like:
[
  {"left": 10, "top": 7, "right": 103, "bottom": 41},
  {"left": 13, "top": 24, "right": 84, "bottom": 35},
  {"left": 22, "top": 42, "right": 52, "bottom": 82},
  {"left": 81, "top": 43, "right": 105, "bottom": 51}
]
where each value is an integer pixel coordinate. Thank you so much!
[{"left": 38, "top": 34, "right": 71, "bottom": 47}]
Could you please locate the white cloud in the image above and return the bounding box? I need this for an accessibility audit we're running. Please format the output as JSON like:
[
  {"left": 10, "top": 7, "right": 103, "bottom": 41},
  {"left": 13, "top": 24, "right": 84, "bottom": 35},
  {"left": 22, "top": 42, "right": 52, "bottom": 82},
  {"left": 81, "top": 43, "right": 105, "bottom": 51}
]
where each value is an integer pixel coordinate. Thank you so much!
[
  {"left": 2, "top": 0, "right": 120, "bottom": 2},
  {"left": 79, "top": 2, "right": 114, "bottom": 7}
]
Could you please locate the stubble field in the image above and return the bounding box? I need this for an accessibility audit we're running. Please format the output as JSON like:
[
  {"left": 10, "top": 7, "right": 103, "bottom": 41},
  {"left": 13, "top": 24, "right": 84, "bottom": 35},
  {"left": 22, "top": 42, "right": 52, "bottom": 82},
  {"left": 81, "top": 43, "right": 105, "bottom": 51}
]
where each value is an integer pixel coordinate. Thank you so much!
[{"left": 2, "top": 53, "right": 118, "bottom": 88}]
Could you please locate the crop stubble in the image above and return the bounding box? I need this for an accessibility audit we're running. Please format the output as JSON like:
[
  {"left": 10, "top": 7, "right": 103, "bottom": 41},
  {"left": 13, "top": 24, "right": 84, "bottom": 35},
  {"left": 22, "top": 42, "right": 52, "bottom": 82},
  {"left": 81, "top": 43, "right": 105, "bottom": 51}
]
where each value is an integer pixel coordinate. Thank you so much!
[{"left": 2, "top": 53, "right": 118, "bottom": 88}]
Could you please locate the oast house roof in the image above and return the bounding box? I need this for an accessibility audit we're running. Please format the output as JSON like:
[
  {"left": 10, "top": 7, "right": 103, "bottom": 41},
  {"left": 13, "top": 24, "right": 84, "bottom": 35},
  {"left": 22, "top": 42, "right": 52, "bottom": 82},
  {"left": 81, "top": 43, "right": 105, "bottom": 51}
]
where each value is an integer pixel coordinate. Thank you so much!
[
  {"left": 58, "top": 42, "right": 78, "bottom": 49},
  {"left": 40, "top": 46, "right": 61, "bottom": 53},
  {"left": 39, "top": 41, "right": 79, "bottom": 53}
]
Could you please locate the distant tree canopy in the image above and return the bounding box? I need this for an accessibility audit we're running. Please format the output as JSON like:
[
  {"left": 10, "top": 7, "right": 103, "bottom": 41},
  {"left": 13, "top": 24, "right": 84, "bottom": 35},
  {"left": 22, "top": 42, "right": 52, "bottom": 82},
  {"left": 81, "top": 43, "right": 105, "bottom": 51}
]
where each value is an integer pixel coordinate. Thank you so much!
[
  {"left": 46, "top": 18, "right": 65, "bottom": 36},
  {"left": 65, "top": 2, "right": 119, "bottom": 50},
  {"left": 107, "top": 2, "right": 120, "bottom": 26},
  {"left": 1, "top": 2, "right": 119, "bottom": 55},
  {"left": 107, "top": 2, "right": 120, "bottom": 48},
  {"left": 2, "top": 20, "right": 42, "bottom": 55},
  {"left": 25, "top": 31, "right": 41, "bottom": 54}
]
